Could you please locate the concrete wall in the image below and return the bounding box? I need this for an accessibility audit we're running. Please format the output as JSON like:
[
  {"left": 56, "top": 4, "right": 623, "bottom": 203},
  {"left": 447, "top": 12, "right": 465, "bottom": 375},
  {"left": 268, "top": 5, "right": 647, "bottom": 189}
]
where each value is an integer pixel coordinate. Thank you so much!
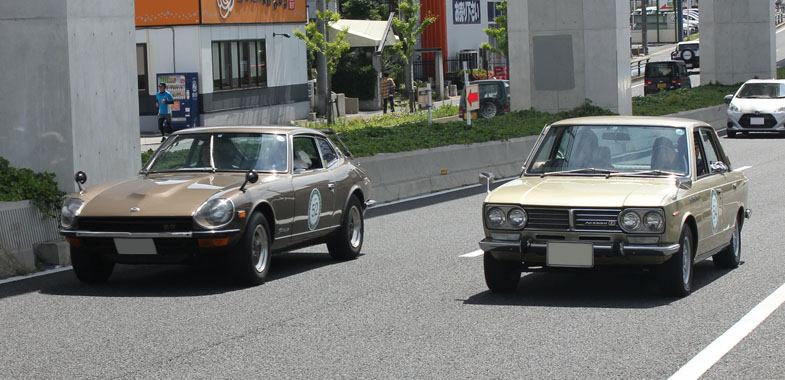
[
  {"left": 700, "top": 0, "right": 776, "bottom": 84},
  {"left": 508, "top": 0, "right": 632, "bottom": 115},
  {"left": 202, "top": 101, "right": 311, "bottom": 126},
  {"left": 0, "top": 0, "right": 140, "bottom": 193}
]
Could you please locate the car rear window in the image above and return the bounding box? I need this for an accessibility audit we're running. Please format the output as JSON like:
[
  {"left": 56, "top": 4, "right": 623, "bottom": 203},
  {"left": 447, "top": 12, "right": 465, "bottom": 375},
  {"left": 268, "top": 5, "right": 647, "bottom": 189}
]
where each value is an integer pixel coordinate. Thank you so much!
[
  {"left": 645, "top": 63, "right": 675, "bottom": 77},
  {"left": 678, "top": 43, "right": 699, "bottom": 51}
]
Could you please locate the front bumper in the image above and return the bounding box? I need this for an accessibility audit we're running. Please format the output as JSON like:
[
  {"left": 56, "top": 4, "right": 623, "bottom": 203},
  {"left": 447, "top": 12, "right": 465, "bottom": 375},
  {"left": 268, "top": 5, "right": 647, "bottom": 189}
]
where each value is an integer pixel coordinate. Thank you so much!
[
  {"left": 478, "top": 238, "right": 680, "bottom": 257},
  {"left": 727, "top": 114, "right": 785, "bottom": 133}
]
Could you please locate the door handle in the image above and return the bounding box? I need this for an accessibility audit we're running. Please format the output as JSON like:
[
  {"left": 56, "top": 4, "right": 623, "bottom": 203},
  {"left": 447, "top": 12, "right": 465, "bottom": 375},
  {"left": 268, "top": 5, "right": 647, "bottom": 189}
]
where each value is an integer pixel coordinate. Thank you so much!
[
  {"left": 328, "top": 183, "right": 336, "bottom": 191},
  {"left": 716, "top": 189, "right": 723, "bottom": 195}
]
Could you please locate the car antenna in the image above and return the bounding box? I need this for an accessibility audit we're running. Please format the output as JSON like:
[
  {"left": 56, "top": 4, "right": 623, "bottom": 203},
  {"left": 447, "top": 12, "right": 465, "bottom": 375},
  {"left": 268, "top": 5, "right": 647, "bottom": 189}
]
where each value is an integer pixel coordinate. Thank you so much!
[{"left": 327, "top": 127, "right": 354, "bottom": 159}]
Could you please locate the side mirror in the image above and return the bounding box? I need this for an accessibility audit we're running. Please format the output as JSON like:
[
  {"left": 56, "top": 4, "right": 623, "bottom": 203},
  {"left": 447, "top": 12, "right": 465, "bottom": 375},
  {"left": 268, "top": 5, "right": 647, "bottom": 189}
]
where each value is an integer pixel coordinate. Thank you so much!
[
  {"left": 676, "top": 177, "right": 692, "bottom": 191},
  {"left": 479, "top": 172, "right": 495, "bottom": 193},
  {"left": 240, "top": 170, "right": 259, "bottom": 193},
  {"left": 710, "top": 161, "right": 729, "bottom": 174},
  {"left": 723, "top": 94, "right": 734, "bottom": 104},
  {"left": 74, "top": 171, "right": 87, "bottom": 192}
]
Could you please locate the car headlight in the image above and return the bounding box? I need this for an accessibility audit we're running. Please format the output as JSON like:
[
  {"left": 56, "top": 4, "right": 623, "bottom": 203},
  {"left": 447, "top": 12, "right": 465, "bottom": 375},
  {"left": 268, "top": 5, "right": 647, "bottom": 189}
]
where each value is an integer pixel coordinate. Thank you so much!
[
  {"left": 728, "top": 103, "right": 740, "bottom": 113},
  {"left": 619, "top": 209, "right": 665, "bottom": 233},
  {"left": 194, "top": 198, "right": 235, "bottom": 229},
  {"left": 487, "top": 207, "right": 505, "bottom": 226},
  {"left": 60, "top": 198, "right": 85, "bottom": 229},
  {"left": 508, "top": 208, "right": 527, "bottom": 228}
]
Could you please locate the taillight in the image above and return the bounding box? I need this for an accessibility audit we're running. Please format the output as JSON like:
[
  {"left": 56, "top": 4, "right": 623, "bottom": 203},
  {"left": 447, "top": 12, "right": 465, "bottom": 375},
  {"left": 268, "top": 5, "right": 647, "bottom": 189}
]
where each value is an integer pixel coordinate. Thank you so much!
[
  {"left": 672, "top": 79, "right": 681, "bottom": 85},
  {"left": 459, "top": 106, "right": 464, "bottom": 119},
  {"left": 504, "top": 105, "right": 510, "bottom": 112},
  {"left": 645, "top": 80, "right": 653, "bottom": 85}
]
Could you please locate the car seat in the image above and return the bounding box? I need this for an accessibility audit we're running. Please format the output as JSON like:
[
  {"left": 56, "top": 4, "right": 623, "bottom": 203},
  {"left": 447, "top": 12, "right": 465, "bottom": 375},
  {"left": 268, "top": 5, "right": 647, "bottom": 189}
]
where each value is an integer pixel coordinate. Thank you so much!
[{"left": 293, "top": 150, "right": 312, "bottom": 171}]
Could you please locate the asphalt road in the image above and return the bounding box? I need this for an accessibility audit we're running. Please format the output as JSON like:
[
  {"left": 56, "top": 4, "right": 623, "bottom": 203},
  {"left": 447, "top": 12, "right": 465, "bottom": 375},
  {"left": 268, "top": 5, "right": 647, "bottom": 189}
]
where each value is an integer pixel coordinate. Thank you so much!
[{"left": 1, "top": 133, "right": 784, "bottom": 379}]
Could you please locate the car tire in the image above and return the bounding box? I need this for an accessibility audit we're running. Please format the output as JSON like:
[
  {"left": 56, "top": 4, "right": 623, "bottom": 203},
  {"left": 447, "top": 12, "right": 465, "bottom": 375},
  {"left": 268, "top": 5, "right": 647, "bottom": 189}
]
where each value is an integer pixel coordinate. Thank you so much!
[
  {"left": 714, "top": 218, "right": 741, "bottom": 269},
  {"left": 71, "top": 247, "right": 114, "bottom": 284},
  {"left": 232, "top": 212, "right": 272, "bottom": 286},
  {"left": 727, "top": 130, "right": 737, "bottom": 138},
  {"left": 483, "top": 252, "right": 521, "bottom": 293},
  {"left": 662, "top": 227, "right": 694, "bottom": 297},
  {"left": 327, "top": 195, "right": 363, "bottom": 261},
  {"left": 479, "top": 102, "right": 498, "bottom": 119}
]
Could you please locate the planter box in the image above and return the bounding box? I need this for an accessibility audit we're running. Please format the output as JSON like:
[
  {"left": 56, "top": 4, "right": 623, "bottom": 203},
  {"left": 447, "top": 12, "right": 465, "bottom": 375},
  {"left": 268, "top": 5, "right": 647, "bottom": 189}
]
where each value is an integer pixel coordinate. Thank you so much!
[{"left": 0, "top": 200, "right": 62, "bottom": 278}]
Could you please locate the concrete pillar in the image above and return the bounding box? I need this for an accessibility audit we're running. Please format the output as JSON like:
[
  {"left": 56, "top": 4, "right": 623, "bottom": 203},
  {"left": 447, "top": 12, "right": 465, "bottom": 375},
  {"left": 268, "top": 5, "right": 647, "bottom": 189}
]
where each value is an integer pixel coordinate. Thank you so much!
[
  {"left": 508, "top": 0, "right": 632, "bottom": 115},
  {"left": 700, "top": 0, "right": 776, "bottom": 84},
  {"left": 0, "top": 0, "right": 140, "bottom": 192}
]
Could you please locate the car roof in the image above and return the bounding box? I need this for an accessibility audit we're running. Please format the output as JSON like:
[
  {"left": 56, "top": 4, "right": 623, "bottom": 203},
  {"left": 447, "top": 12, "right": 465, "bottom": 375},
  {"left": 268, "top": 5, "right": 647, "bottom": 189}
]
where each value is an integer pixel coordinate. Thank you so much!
[
  {"left": 677, "top": 40, "right": 699, "bottom": 45},
  {"left": 172, "top": 125, "right": 327, "bottom": 137},
  {"left": 550, "top": 116, "right": 709, "bottom": 129},
  {"left": 741, "top": 79, "right": 785, "bottom": 84}
]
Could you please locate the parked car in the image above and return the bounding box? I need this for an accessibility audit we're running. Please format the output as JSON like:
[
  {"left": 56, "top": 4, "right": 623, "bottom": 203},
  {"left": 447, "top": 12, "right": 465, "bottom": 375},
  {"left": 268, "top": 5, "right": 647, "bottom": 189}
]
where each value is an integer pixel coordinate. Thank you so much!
[
  {"left": 60, "top": 126, "right": 374, "bottom": 285},
  {"left": 644, "top": 60, "right": 692, "bottom": 95},
  {"left": 725, "top": 79, "right": 785, "bottom": 137},
  {"left": 671, "top": 40, "right": 700, "bottom": 69},
  {"left": 459, "top": 79, "right": 510, "bottom": 120},
  {"left": 478, "top": 116, "right": 750, "bottom": 297}
]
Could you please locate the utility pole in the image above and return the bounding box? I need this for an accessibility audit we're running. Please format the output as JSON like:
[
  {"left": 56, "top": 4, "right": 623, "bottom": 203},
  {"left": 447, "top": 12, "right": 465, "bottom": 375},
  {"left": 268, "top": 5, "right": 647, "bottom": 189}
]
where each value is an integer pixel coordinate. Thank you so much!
[
  {"left": 641, "top": 0, "right": 648, "bottom": 55},
  {"left": 315, "top": 0, "right": 329, "bottom": 119},
  {"left": 676, "top": 0, "right": 684, "bottom": 42}
]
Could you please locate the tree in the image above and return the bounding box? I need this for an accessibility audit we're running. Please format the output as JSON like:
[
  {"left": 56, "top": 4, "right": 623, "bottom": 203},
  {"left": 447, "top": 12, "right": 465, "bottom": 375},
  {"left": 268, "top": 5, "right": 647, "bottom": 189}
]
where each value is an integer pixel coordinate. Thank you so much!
[
  {"left": 294, "top": 0, "right": 351, "bottom": 123},
  {"left": 481, "top": 0, "right": 508, "bottom": 65},
  {"left": 391, "top": 0, "right": 436, "bottom": 113}
]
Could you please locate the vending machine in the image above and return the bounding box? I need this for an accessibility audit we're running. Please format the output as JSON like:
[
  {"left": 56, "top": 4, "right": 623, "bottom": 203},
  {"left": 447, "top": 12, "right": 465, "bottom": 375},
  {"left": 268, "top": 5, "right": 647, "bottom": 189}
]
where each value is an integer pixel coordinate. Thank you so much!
[{"left": 156, "top": 72, "right": 200, "bottom": 130}]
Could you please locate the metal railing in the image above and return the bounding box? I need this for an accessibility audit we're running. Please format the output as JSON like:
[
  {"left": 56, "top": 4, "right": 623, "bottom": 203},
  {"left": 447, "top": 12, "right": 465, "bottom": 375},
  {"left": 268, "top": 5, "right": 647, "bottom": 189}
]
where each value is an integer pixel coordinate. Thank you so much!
[{"left": 631, "top": 58, "right": 650, "bottom": 79}]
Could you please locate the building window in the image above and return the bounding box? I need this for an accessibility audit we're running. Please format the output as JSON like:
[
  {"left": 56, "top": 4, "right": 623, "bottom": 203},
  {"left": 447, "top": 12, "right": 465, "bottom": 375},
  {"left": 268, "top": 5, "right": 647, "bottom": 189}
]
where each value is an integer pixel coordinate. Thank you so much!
[
  {"left": 212, "top": 39, "right": 267, "bottom": 91},
  {"left": 487, "top": 1, "right": 503, "bottom": 23},
  {"left": 136, "top": 44, "right": 148, "bottom": 92}
]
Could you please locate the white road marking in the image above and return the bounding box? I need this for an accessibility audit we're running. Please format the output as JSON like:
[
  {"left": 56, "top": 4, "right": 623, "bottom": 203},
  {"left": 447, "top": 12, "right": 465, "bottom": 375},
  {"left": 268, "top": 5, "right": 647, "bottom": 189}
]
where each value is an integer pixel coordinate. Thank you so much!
[
  {"left": 0, "top": 266, "right": 72, "bottom": 285},
  {"left": 459, "top": 250, "right": 484, "bottom": 258},
  {"left": 735, "top": 166, "right": 752, "bottom": 171},
  {"left": 668, "top": 282, "right": 785, "bottom": 380}
]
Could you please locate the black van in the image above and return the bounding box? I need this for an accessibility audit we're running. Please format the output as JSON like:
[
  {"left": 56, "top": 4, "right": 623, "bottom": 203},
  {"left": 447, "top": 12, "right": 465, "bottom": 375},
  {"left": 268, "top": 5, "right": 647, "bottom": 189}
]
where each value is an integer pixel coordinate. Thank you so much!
[{"left": 644, "top": 61, "right": 692, "bottom": 95}]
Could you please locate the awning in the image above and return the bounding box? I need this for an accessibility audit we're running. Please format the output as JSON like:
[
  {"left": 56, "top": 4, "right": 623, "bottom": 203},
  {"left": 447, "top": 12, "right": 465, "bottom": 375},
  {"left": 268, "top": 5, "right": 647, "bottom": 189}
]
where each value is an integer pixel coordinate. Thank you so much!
[{"left": 328, "top": 19, "right": 398, "bottom": 48}]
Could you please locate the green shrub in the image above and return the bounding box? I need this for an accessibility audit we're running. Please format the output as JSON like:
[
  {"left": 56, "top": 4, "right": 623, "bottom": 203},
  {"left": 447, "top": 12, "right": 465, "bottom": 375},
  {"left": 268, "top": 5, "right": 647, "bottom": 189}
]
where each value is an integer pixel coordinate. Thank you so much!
[
  {"left": 0, "top": 157, "right": 66, "bottom": 217},
  {"left": 332, "top": 65, "right": 378, "bottom": 100},
  {"left": 632, "top": 82, "right": 740, "bottom": 116},
  {"left": 142, "top": 149, "right": 155, "bottom": 166}
]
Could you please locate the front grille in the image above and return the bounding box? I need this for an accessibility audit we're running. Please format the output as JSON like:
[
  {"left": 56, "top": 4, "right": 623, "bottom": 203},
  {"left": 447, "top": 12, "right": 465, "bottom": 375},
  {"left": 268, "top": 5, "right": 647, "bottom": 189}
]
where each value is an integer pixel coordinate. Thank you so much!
[
  {"left": 573, "top": 209, "right": 622, "bottom": 231},
  {"left": 739, "top": 113, "right": 777, "bottom": 129},
  {"left": 524, "top": 208, "right": 570, "bottom": 230},
  {"left": 77, "top": 217, "right": 194, "bottom": 232}
]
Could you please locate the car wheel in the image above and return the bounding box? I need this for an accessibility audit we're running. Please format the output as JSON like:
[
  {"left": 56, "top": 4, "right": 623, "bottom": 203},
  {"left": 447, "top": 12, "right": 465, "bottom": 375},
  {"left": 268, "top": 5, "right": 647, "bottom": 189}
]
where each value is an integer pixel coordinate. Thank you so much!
[
  {"left": 662, "top": 227, "right": 694, "bottom": 297},
  {"left": 327, "top": 195, "right": 363, "bottom": 261},
  {"left": 483, "top": 252, "right": 521, "bottom": 293},
  {"left": 232, "top": 212, "right": 271, "bottom": 286},
  {"left": 479, "top": 102, "right": 498, "bottom": 119},
  {"left": 714, "top": 218, "right": 741, "bottom": 269},
  {"left": 71, "top": 247, "right": 114, "bottom": 284},
  {"left": 727, "top": 130, "right": 737, "bottom": 138}
]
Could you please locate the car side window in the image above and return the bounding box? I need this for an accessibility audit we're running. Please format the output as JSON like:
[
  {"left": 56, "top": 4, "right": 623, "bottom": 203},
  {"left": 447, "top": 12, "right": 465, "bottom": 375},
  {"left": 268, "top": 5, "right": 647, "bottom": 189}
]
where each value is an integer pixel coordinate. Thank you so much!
[
  {"left": 316, "top": 137, "right": 339, "bottom": 168},
  {"left": 693, "top": 131, "right": 708, "bottom": 177},
  {"left": 699, "top": 129, "right": 726, "bottom": 168},
  {"left": 292, "top": 136, "right": 324, "bottom": 172}
]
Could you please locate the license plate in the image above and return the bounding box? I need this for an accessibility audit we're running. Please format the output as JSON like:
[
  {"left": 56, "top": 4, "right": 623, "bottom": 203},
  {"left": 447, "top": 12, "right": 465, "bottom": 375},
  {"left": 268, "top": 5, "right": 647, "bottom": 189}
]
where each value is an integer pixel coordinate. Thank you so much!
[
  {"left": 657, "top": 83, "right": 667, "bottom": 89},
  {"left": 114, "top": 238, "right": 157, "bottom": 255},
  {"left": 750, "top": 117, "right": 765, "bottom": 125},
  {"left": 546, "top": 242, "right": 593, "bottom": 268}
]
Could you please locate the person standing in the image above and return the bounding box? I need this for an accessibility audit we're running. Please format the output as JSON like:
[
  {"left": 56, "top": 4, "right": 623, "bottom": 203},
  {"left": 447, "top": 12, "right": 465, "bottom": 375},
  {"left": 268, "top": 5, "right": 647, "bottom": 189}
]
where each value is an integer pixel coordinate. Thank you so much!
[
  {"left": 155, "top": 82, "right": 175, "bottom": 141},
  {"left": 380, "top": 73, "right": 395, "bottom": 114}
]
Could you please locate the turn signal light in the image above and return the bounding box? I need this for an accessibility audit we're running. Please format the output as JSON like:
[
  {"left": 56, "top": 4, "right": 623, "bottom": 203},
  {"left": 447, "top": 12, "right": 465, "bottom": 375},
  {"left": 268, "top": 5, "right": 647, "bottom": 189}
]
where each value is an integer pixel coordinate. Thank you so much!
[
  {"left": 198, "top": 238, "right": 230, "bottom": 248},
  {"left": 66, "top": 237, "right": 83, "bottom": 247},
  {"left": 645, "top": 80, "right": 653, "bottom": 86},
  {"left": 672, "top": 79, "right": 681, "bottom": 85}
]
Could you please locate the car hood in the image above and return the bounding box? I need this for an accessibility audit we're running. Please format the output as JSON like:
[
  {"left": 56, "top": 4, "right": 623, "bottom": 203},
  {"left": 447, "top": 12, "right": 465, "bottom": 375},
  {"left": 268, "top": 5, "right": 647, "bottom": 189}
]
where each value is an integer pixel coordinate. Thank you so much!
[
  {"left": 731, "top": 98, "right": 785, "bottom": 113},
  {"left": 78, "top": 172, "right": 273, "bottom": 217},
  {"left": 486, "top": 176, "right": 678, "bottom": 208}
]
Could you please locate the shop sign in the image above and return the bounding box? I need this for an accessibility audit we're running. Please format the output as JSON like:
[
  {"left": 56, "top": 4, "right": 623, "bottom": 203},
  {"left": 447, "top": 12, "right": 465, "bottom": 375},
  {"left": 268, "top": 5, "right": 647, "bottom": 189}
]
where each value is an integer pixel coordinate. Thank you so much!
[
  {"left": 203, "top": 0, "right": 306, "bottom": 24},
  {"left": 453, "top": 0, "right": 481, "bottom": 25}
]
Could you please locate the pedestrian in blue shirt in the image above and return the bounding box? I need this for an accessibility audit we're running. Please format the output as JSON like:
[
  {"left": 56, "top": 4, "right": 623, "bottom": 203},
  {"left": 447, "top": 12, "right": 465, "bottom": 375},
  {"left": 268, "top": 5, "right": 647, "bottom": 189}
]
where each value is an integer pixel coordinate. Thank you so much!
[{"left": 156, "top": 83, "right": 175, "bottom": 141}]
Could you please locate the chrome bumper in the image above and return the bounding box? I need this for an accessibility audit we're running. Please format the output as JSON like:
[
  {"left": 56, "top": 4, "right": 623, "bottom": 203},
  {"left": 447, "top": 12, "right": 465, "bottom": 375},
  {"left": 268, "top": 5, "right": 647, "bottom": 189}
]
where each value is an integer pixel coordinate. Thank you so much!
[
  {"left": 60, "top": 229, "right": 241, "bottom": 238},
  {"left": 478, "top": 238, "right": 680, "bottom": 257}
]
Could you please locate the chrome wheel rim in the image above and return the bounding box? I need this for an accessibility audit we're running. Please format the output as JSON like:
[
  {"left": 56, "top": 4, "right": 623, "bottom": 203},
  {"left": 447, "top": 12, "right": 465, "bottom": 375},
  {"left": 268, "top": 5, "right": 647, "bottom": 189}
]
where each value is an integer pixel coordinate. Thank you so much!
[
  {"left": 682, "top": 235, "right": 691, "bottom": 286},
  {"left": 348, "top": 206, "right": 362, "bottom": 249},
  {"left": 732, "top": 225, "right": 740, "bottom": 261},
  {"left": 251, "top": 225, "right": 268, "bottom": 273}
]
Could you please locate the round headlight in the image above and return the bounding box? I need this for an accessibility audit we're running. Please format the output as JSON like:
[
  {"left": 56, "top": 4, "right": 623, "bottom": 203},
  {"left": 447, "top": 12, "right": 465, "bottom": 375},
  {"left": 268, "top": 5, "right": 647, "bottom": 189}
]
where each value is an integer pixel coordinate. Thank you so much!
[
  {"left": 194, "top": 198, "right": 235, "bottom": 229},
  {"left": 60, "top": 198, "right": 85, "bottom": 229},
  {"left": 487, "top": 207, "right": 505, "bottom": 226},
  {"left": 621, "top": 211, "right": 641, "bottom": 231},
  {"left": 508, "top": 208, "right": 527, "bottom": 228},
  {"left": 644, "top": 212, "right": 664, "bottom": 231}
]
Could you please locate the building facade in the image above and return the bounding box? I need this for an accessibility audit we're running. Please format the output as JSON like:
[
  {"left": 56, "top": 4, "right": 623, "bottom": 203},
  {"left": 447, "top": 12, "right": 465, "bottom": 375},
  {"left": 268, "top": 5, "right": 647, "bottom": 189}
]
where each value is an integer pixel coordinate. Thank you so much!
[{"left": 135, "top": 0, "right": 310, "bottom": 134}]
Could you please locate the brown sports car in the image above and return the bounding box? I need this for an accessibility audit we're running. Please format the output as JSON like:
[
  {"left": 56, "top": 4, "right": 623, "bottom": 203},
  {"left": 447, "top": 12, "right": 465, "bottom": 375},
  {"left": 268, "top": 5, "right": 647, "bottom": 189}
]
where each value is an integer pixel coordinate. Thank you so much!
[{"left": 60, "top": 126, "right": 374, "bottom": 285}]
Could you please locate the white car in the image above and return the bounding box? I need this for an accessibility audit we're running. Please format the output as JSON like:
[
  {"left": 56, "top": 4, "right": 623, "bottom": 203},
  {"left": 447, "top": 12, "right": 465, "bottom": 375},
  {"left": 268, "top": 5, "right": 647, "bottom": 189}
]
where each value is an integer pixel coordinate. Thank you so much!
[{"left": 725, "top": 79, "right": 785, "bottom": 137}]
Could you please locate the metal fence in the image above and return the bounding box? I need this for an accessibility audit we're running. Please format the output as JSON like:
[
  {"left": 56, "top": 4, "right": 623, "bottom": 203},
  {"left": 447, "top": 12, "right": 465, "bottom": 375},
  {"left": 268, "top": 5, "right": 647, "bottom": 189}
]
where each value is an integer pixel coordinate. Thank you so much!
[{"left": 0, "top": 201, "right": 61, "bottom": 254}]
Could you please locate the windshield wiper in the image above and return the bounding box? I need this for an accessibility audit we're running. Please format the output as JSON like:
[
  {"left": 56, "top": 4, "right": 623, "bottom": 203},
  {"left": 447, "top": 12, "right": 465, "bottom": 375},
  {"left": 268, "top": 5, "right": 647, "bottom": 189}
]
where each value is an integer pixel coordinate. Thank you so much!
[
  {"left": 148, "top": 167, "right": 216, "bottom": 174},
  {"left": 540, "top": 168, "right": 619, "bottom": 178},
  {"left": 613, "top": 169, "right": 679, "bottom": 177}
]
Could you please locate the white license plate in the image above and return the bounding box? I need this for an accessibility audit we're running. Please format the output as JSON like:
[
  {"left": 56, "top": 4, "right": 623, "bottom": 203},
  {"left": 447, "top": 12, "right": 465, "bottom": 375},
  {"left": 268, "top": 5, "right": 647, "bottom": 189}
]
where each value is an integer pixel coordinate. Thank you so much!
[
  {"left": 750, "top": 117, "right": 765, "bottom": 125},
  {"left": 114, "top": 238, "right": 157, "bottom": 255},
  {"left": 546, "top": 242, "right": 593, "bottom": 268}
]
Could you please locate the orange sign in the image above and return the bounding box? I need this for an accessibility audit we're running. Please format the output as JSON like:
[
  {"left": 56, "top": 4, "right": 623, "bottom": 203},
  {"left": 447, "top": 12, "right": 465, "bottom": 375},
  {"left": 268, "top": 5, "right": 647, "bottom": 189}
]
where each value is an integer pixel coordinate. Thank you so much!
[
  {"left": 135, "top": 0, "right": 200, "bottom": 26},
  {"left": 202, "top": 0, "right": 307, "bottom": 24}
]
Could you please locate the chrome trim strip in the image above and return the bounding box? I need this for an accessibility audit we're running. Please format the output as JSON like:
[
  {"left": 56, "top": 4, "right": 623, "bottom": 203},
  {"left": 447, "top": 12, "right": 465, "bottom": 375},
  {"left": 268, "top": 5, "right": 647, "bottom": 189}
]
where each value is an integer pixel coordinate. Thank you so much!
[
  {"left": 479, "top": 238, "right": 523, "bottom": 252},
  {"left": 620, "top": 243, "right": 680, "bottom": 255},
  {"left": 62, "top": 229, "right": 241, "bottom": 238},
  {"left": 365, "top": 200, "right": 377, "bottom": 208},
  {"left": 281, "top": 225, "right": 341, "bottom": 239}
]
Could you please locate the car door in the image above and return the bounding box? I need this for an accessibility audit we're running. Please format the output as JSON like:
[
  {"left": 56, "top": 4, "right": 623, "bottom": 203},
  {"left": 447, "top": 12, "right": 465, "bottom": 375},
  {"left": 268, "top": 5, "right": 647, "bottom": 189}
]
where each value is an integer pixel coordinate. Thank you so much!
[
  {"left": 315, "top": 136, "right": 349, "bottom": 222},
  {"left": 698, "top": 128, "right": 738, "bottom": 244},
  {"left": 690, "top": 129, "right": 728, "bottom": 254},
  {"left": 291, "top": 135, "right": 337, "bottom": 241}
]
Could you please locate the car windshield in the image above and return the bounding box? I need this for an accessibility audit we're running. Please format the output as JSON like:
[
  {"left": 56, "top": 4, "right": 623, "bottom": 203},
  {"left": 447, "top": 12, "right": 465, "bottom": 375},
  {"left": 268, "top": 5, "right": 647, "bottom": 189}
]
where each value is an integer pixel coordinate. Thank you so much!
[
  {"left": 736, "top": 83, "right": 785, "bottom": 99},
  {"left": 526, "top": 125, "right": 690, "bottom": 176},
  {"left": 146, "top": 133, "right": 288, "bottom": 173}
]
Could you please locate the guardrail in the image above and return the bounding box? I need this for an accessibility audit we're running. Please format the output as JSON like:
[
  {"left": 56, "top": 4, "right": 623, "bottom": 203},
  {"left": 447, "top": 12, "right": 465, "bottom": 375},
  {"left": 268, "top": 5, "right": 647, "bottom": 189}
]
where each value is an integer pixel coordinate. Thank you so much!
[{"left": 631, "top": 58, "right": 649, "bottom": 79}]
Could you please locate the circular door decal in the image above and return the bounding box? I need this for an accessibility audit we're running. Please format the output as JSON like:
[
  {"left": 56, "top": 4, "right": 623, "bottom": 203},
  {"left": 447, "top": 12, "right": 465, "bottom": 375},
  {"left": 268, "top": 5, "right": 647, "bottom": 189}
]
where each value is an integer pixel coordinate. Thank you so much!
[
  {"left": 308, "top": 188, "right": 322, "bottom": 231},
  {"left": 711, "top": 189, "right": 719, "bottom": 234}
]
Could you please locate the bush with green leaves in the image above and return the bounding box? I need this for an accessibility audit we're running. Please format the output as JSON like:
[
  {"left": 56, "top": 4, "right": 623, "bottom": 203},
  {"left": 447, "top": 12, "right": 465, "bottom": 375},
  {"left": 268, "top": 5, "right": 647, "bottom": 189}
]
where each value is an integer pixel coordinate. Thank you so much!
[
  {"left": 332, "top": 65, "right": 378, "bottom": 100},
  {"left": 0, "top": 157, "right": 66, "bottom": 217},
  {"left": 632, "top": 82, "right": 740, "bottom": 116}
]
